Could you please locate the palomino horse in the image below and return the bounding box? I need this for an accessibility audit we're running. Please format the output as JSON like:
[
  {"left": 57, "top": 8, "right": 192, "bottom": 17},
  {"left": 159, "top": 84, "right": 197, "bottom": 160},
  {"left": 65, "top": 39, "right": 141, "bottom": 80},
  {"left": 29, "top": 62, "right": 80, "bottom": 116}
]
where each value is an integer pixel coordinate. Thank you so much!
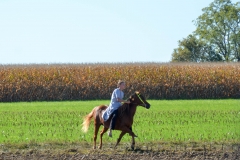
[{"left": 82, "top": 91, "right": 150, "bottom": 150}]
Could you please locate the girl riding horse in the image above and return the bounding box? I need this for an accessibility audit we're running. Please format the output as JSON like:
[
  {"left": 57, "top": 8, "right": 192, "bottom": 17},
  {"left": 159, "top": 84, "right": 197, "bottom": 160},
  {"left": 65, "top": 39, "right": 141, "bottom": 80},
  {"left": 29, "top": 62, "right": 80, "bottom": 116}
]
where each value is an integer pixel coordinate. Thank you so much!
[
  {"left": 102, "top": 80, "right": 130, "bottom": 137},
  {"left": 82, "top": 91, "right": 150, "bottom": 150}
]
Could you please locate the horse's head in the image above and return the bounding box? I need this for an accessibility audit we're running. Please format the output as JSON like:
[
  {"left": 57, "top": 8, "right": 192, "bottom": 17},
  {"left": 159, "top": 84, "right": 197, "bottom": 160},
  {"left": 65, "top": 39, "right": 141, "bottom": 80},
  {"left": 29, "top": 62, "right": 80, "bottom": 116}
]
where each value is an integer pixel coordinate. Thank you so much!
[{"left": 129, "top": 91, "right": 150, "bottom": 109}]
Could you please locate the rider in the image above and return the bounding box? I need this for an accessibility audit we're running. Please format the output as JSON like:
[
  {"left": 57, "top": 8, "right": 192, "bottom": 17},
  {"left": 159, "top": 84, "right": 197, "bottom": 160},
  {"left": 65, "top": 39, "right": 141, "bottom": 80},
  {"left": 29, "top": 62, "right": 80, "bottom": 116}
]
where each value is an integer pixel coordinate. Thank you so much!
[{"left": 107, "top": 80, "right": 130, "bottom": 137}]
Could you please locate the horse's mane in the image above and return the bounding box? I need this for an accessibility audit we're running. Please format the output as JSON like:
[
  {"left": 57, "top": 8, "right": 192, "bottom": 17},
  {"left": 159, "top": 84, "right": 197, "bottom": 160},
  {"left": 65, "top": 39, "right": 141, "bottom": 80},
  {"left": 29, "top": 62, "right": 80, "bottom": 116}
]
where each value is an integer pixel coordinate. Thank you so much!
[
  {"left": 118, "top": 103, "right": 129, "bottom": 113},
  {"left": 117, "top": 98, "right": 131, "bottom": 117}
]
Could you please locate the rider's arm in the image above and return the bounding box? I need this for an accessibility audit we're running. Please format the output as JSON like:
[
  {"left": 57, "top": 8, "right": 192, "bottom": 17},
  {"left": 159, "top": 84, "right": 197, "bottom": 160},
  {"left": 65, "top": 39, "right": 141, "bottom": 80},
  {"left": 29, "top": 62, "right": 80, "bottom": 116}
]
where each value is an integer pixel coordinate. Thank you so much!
[{"left": 117, "top": 98, "right": 130, "bottom": 104}]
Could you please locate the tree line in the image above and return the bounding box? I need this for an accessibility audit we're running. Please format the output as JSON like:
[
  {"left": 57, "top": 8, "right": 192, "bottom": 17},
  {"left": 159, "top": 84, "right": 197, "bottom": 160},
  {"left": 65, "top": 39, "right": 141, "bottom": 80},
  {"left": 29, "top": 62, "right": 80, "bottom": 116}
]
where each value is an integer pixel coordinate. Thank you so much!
[{"left": 172, "top": 0, "right": 240, "bottom": 62}]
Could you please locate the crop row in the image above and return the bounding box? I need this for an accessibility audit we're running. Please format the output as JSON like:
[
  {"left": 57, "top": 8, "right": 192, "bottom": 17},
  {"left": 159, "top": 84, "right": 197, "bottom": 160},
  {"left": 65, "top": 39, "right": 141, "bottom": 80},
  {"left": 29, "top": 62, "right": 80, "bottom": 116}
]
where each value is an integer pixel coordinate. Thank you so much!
[{"left": 0, "top": 63, "right": 239, "bottom": 101}]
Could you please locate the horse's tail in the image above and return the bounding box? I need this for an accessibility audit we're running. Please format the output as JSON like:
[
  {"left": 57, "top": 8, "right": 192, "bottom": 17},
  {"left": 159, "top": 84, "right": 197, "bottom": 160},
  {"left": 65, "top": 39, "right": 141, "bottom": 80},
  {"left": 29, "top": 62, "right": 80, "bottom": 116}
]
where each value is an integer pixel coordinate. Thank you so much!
[{"left": 82, "top": 107, "right": 96, "bottom": 133}]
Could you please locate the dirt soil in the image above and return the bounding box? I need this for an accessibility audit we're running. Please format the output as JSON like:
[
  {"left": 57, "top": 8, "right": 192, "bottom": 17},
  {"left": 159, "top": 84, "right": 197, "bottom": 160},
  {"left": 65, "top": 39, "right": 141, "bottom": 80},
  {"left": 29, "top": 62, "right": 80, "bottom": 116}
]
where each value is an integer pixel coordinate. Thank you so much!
[{"left": 0, "top": 149, "right": 239, "bottom": 160}]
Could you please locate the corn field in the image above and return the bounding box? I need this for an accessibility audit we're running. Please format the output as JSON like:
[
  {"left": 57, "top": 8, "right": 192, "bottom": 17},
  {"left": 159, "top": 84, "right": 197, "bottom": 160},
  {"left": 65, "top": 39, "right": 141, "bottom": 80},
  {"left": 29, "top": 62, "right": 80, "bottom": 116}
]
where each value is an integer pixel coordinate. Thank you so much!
[{"left": 0, "top": 63, "right": 239, "bottom": 102}]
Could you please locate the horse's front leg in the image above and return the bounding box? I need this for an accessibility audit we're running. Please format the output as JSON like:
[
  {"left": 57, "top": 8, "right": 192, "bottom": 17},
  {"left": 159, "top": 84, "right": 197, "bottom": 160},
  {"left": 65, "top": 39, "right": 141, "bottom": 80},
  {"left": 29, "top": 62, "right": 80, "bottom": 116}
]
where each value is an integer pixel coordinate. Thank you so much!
[
  {"left": 114, "top": 131, "right": 126, "bottom": 149},
  {"left": 129, "top": 127, "right": 136, "bottom": 150},
  {"left": 131, "top": 135, "right": 135, "bottom": 150},
  {"left": 99, "top": 127, "right": 108, "bottom": 149}
]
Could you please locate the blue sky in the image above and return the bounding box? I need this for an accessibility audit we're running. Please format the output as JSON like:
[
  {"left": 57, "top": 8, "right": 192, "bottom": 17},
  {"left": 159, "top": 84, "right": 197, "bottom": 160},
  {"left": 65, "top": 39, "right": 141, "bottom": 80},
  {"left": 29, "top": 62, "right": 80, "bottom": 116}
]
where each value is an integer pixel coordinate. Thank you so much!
[{"left": 0, "top": 0, "right": 238, "bottom": 64}]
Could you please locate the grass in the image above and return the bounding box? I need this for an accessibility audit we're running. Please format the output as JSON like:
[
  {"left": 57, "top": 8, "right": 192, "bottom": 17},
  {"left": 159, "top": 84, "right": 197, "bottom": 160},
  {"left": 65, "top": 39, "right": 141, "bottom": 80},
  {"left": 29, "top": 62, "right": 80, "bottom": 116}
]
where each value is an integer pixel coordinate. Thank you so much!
[{"left": 0, "top": 100, "right": 239, "bottom": 149}]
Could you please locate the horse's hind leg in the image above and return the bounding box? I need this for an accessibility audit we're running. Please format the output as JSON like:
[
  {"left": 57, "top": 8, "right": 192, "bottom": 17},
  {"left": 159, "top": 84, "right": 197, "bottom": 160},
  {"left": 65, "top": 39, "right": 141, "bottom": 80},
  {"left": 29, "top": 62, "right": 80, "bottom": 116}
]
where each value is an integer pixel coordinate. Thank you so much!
[
  {"left": 99, "top": 127, "right": 108, "bottom": 149},
  {"left": 114, "top": 131, "right": 126, "bottom": 149},
  {"left": 93, "top": 123, "right": 101, "bottom": 149}
]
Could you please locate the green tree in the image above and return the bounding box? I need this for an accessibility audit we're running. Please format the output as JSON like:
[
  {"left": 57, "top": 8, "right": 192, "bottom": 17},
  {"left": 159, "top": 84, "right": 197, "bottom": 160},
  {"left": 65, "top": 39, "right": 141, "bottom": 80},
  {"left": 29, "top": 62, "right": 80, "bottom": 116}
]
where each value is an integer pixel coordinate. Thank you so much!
[
  {"left": 172, "top": 0, "right": 240, "bottom": 62},
  {"left": 194, "top": 0, "right": 240, "bottom": 62},
  {"left": 172, "top": 35, "right": 204, "bottom": 62},
  {"left": 171, "top": 34, "right": 222, "bottom": 62}
]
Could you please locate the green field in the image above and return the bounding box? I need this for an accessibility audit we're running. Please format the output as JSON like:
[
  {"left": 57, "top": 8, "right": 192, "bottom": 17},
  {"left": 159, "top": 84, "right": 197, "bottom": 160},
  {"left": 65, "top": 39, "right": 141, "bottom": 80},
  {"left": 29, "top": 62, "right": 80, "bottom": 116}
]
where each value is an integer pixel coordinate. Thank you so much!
[{"left": 0, "top": 100, "right": 239, "bottom": 149}]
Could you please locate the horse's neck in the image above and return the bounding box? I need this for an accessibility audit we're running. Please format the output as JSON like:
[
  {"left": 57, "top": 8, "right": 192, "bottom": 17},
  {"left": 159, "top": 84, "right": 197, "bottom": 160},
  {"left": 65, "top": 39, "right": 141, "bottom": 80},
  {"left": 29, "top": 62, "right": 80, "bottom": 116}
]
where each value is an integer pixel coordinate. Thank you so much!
[{"left": 129, "top": 103, "right": 137, "bottom": 117}]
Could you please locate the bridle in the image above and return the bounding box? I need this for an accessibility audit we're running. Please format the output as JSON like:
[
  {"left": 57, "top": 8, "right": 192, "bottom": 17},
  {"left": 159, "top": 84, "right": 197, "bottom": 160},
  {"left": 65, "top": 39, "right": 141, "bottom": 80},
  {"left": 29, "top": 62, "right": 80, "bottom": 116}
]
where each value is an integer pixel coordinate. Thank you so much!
[
  {"left": 119, "top": 94, "right": 146, "bottom": 118},
  {"left": 136, "top": 93, "right": 147, "bottom": 108}
]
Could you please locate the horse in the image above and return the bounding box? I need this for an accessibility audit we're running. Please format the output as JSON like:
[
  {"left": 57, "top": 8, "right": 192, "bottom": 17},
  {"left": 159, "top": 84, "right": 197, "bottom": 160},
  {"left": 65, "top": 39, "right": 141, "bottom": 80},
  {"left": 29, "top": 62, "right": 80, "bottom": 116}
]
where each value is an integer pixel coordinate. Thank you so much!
[{"left": 81, "top": 91, "right": 150, "bottom": 150}]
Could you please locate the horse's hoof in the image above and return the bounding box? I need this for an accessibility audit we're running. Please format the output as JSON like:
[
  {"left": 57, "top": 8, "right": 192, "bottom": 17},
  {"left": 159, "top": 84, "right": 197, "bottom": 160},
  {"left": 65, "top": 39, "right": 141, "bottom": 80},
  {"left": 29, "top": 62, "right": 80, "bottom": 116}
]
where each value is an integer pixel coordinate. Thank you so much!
[
  {"left": 131, "top": 145, "right": 134, "bottom": 150},
  {"left": 98, "top": 146, "right": 102, "bottom": 149}
]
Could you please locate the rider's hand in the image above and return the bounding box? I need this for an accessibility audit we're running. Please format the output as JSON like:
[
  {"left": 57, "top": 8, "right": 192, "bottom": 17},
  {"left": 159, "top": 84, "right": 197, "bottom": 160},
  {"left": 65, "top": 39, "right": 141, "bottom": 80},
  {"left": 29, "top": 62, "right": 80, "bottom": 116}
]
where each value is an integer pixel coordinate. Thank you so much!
[{"left": 125, "top": 100, "right": 130, "bottom": 104}]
